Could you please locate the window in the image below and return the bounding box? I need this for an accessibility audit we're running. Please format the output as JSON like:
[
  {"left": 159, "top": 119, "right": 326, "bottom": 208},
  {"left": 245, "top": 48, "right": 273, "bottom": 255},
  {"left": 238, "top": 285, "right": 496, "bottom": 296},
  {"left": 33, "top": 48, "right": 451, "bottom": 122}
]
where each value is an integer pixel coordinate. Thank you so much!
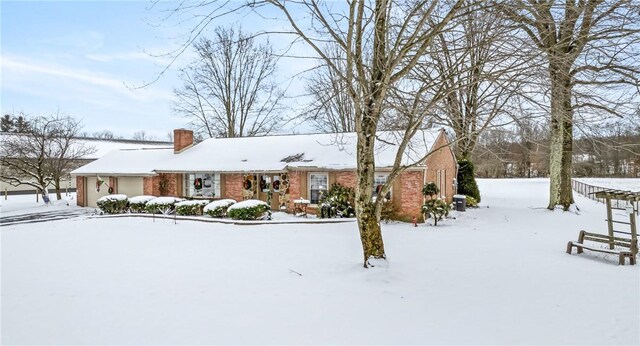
[
  {"left": 436, "top": 170, "right": 446, "bottom": 198},
  {"left": 372, "top": 173, "right": 391, "bottom": 200},
  {"left": 309, "top": 173, "right": 328, "bottom": 204},
  {"left": 184, "top": 173, "right": 220, "bottom": 198}
]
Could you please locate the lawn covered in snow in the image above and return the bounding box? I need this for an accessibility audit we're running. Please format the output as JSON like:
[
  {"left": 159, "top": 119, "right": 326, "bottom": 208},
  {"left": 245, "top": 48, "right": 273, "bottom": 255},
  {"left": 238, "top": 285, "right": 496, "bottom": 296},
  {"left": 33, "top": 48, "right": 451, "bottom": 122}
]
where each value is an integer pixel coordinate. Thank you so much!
[
  {"left": 1, "top": 179, "right": 639, "bottom": 345},
  {"left": 574, "top": 177, "right": 640, "bottom": 192}
]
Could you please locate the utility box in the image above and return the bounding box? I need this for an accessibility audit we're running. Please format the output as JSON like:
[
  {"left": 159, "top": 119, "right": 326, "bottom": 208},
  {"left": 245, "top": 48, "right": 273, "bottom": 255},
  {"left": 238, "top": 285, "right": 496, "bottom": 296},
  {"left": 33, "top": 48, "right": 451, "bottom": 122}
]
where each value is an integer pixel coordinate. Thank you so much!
[{"left": 453, "top": 195, "right": 466, "bottom": 212}]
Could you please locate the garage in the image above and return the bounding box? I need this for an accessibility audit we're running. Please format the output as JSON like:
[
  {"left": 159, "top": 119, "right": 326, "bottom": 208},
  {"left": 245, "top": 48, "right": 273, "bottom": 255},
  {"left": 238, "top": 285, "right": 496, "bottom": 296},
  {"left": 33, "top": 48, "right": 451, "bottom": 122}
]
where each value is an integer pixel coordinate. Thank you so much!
[{"left": 116, "top": 177, "right": 144, "bottom": 198}]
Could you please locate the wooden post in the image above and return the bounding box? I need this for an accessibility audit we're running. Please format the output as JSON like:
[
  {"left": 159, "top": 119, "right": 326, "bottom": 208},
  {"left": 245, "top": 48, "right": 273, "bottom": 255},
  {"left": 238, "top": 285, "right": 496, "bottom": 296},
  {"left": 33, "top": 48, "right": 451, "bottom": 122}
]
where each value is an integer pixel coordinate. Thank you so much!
[
  {"left": 36, "top": 189, "right": 39, "bottom": 202},
  {"left": 4, "top": 188, "right": 7, "bottom": 200},
  {"left": 606, "top": 197, "right": 614, "bottom": 249},
  {"left": 629, "top": 202, "right": 637, "bottom": 242}
]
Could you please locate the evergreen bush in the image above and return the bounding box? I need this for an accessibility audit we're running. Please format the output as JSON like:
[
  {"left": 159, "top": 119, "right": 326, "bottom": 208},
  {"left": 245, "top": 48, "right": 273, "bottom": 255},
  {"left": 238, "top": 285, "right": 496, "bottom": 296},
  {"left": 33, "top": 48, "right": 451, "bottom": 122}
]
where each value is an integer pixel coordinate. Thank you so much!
[
  {"left": 319, "top": 183, "right": 355, "bottom": 218},
  {"left": 175, "top": 200, "right": 210, "bottom": 216},
  {"left": 146, "top": 197, "right": 183, "bottom": 215},
  {"left": 128, "top": 195, "right": 156, "bottom": 213},
  {"left": 465, "top": 195, "right": 478, "bottom": 208},
  {"left": 203, "top": 199, "right": 237, "bottom": 218},
  {"left": 227, "top": 200, "right": 270, "bottom": 220},
  {"left": 422, "top": 182, "right": 450, "bottom": 225},
  {"left": 96, "top": 194, "right": 129, "bottom": 214},
  {"left": 422, "top": 199, "right": 450, "bottom": 225},
  {"left": 457, "top": 158, "right": 481, "bottom": 202}
]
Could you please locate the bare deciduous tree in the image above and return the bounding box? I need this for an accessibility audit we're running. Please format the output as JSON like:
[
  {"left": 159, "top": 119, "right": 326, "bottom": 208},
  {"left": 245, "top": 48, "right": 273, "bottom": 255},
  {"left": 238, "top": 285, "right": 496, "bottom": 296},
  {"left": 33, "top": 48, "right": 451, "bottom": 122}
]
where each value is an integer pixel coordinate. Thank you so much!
[
  {"left": 173, "top": 26, "right": 285, "bottom": 138},
  {"left": 499, "top": 0, "right": 640, "bottom": 210},
  {"left": 47, "top": 116, "right": 96, "bottom": 200},
  {"left": 430, "top": 3, "right": 532, "bottom": 160},
  {"left": 0, "top": 113, "right": 94, "bottom": 199},
  {"left": 159, "top": 0, "right": 470, "bottom": 267},
  {"left": 303, "top": 44, "right": 355, "bottom": 133}
]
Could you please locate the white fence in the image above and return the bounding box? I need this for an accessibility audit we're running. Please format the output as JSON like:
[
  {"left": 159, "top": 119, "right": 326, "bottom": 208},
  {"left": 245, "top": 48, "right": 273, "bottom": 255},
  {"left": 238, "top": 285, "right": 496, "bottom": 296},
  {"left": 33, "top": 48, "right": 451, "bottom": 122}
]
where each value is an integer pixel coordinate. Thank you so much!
[{"left": 571, "top": 178, "right": 639, "bottom": 215}]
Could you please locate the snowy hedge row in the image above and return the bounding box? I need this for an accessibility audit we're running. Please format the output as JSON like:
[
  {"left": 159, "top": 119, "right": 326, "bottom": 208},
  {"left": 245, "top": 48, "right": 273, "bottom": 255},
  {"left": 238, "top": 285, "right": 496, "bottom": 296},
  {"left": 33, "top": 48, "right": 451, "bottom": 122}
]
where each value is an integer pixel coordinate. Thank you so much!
[
  {"left": 145, "top": 197, "right": 184, "bottom": 215},
  {"left": 96, "top": 195, "right": 271, "bottom": 220},
  {"left": 128, "top": 195, "right": 157, "bottom": 213},
  {"left": 203, "top": 199, "right": 236, "bottom": 218},
  {"left": 226, "top": 200, "right": 270, "bottom": 220},
  {"left": 96, "top": 194, "right": 129, "bottom": 214},
  {"left": 175, "top": 200, "right": 210, "bottom": 216}
]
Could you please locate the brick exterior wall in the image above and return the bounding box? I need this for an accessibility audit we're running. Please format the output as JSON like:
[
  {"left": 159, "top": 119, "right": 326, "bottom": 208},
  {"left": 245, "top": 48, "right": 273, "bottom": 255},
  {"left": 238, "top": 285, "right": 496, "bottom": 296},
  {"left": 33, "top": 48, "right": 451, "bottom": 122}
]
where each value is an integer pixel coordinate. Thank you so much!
[
  {"left": 224, "top": 174, "right": 243, "bottom": 202},
  {"left": 425, "top": 131, "right": 458, "bottom": 203},
  {"left": 397, "top": 170, "right": 425, "bottom": 221},
  {"left": 288, "top": 171, "right": 302, "bottom": 202},
  {"left": 174, "top": 129, "right": 193, "bottom": 153},
  {"left": 76, "top": 176, "right": 86, "bottom": 207},
  {"left": 143, "top": 176, "right": 158, "bottom": 196},
  {"left": 335, "top": 171, "right": 357, "bottom": 188}
]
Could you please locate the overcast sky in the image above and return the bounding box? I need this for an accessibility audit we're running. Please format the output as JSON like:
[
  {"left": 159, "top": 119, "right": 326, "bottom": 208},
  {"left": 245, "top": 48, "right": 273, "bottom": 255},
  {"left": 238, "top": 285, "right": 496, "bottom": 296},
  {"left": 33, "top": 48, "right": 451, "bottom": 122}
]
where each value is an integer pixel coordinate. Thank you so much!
[{"left": 1, "top": 1, "right": 316, "bottom": 140}]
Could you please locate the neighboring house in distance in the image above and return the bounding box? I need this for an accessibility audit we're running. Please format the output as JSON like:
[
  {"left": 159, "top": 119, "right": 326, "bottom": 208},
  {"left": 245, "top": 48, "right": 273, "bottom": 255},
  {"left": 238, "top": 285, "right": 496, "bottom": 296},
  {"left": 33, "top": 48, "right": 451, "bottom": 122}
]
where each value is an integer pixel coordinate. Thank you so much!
[
  {"left": 72, "top": 129, "right": 458, "bottom": 221},
  {"left": 0, "top": 133, "right": 172, "bottom": 194}
]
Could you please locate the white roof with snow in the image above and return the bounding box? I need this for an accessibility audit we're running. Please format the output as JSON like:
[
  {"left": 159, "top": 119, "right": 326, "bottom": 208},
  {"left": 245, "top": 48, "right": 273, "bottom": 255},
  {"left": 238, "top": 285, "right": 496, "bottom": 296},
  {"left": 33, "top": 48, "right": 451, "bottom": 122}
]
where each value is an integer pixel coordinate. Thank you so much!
[
  {"left": 154, "top": 129, "right": 443, "bottom": 173},
  {"left": 0, "top": 133, "right": 172, "bottom": 160},
  {"left": 71, "top": 148, "right": 174, "bottom": 176},
  {"left": 81, "top": 139, "right": 172, "bottom": 159}
]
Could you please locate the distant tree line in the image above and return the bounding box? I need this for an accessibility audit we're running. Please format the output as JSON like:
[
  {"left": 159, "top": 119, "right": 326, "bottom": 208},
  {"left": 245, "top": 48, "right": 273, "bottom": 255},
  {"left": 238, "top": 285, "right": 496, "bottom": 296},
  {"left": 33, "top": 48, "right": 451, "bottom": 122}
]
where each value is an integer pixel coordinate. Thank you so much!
[{"left": 472, "top": 120, "right": 640, "bottom": 179}]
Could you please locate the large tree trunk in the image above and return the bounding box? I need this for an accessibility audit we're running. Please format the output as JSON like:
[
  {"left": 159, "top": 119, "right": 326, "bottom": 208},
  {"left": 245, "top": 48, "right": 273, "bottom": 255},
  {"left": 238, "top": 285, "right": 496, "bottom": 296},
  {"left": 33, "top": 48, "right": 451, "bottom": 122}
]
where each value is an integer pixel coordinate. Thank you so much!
[
  {"left": 559, "top": 116, "right": 574, "bottom": 209},
  {"left": 54, "top": 177, "right": 63, "bottom": 200},
  {"left": 355, "top": 120, "right": 386, "bottom": 267},
  {"left": 547, "top": 61, "right": 573, "bottom": 210}
]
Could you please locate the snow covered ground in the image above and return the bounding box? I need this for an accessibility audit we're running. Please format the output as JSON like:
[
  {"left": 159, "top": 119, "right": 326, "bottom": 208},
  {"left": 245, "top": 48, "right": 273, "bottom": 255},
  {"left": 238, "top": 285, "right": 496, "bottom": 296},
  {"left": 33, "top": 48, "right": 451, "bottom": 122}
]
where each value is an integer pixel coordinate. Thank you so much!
[
  {"left": 574, "top": 177, "right": 640, "bottom": 192},
  {"left": 1, "top": 179, "right": 639, "bottom": 345}
]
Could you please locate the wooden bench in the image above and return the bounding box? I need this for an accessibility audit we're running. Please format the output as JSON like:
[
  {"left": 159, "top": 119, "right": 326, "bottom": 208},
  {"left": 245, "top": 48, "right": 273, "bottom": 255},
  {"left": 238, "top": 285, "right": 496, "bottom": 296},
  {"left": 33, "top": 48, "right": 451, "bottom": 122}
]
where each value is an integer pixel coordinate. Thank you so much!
[{"left": 566, "top": 230, "right": 637, "bottom": 265}]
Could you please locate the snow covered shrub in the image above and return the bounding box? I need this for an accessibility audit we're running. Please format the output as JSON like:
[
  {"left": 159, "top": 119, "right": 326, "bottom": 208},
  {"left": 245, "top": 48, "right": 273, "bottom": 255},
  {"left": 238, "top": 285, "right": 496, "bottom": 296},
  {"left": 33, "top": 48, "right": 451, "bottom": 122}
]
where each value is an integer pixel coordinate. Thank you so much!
[
  {"left": 457, "top": 158, "right": 481, "bottom": 203},
  {"left": 96, "top": 194, "right": 128, "bottom": 214},
  {"left": 175, "top": 199, "right": 210, "bottom": 216},
  {"left": 227, "top": 200, "right": 270, "bottom": 220},
  {"left": 422, "top": 199, "right": 450, "bottom": 226},
  {"left": 145, "top": 197, "right": 183, "bottom": 215},
  {"left": 203, "top": 199, "right": 236, "bottom": 218},
  {"left": 319, "top": 183, "right": 355, "bottom": 218},
  {"left": 128, "top": 195, "right": 156, "bottom": 213},
  {"left": 465, "top": 195, "right": 478, "bottom": 208},
  {"left": 422, "top": 182, "right": 449, "bottom": 225}
]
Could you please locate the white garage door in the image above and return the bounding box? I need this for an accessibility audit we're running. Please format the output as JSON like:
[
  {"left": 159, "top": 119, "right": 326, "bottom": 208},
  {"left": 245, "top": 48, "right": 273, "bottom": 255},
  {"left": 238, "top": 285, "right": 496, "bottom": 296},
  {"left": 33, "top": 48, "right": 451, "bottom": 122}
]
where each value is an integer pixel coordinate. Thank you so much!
[
  {"left": 117, "top": 177, "right": 144, "bottom": 198},
  {"left": 86, "top": 176, "right": 111, "bottom": 208}
]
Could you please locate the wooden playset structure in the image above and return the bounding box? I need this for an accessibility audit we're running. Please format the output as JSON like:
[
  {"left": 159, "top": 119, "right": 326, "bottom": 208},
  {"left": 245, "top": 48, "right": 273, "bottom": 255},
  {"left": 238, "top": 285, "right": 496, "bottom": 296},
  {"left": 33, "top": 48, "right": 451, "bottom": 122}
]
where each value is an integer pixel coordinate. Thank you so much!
[{"left": 567, "top": 189, "right": 639, "bottom": 265}]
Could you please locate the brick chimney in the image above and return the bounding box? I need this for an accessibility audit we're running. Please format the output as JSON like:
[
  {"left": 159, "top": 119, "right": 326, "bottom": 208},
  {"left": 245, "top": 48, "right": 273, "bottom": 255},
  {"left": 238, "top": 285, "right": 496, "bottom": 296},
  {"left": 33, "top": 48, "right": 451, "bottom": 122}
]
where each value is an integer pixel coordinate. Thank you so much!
[{"left": 173, "top": 128, "right": 194, "bottom": 153}]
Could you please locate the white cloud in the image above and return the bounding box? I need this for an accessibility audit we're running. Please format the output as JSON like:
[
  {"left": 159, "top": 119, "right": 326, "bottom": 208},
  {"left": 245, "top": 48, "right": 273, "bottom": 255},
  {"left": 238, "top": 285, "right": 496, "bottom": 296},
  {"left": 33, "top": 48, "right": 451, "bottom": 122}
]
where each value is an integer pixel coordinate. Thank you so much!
[{"left": 1, "top": 55, "right": 172, "bottom": 101}]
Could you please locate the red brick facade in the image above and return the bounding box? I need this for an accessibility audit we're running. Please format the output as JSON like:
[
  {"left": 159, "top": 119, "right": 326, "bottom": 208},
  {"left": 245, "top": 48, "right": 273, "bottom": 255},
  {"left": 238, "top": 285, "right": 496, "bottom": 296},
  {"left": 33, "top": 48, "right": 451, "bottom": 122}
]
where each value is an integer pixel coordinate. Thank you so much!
[
  {"left": 288, "top": 171, "right": 303, "bottom": 201},
  {"left": 425, "top": 132, "right": 458, "bottom": 203},
  {"left": 396, "top": 171, "right": 425, "bottom": 221},
  {"left": 76, "top": 176, "right": 86, "bottom": 207},
  {"left": 143, "top": 173, "right": 181, "bottom": 196},
  {"left": 143, "top": 176, "right": 157, "bottom": 196},
  {"left": 335, "top": 171, "right": 357, "bottom": 188}
]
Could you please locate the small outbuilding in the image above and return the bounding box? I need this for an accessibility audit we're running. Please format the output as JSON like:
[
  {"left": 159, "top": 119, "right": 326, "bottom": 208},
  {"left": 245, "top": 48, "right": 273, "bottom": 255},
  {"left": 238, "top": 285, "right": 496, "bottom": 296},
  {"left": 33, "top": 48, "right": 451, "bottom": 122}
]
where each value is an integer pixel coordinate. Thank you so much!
[{"left": 72, "top": 128, "right": 458, "bottom": 221}]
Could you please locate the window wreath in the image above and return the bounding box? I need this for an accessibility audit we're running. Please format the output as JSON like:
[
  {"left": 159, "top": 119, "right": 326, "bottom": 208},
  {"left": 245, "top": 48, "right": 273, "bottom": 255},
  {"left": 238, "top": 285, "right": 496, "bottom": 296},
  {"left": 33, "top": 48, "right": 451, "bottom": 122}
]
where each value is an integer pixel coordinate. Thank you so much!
[
  {"left": 272, "top": 180, "right": 280, "bottom": 191},
  {"left": 194, "top": 178, "right": 203, "bottom": 190},
  {"left": 243, "top": 179, "right": 253, "bottom": 190},
  {"left": 108, "top": 186, "right": 114, "bottom": 194}
]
